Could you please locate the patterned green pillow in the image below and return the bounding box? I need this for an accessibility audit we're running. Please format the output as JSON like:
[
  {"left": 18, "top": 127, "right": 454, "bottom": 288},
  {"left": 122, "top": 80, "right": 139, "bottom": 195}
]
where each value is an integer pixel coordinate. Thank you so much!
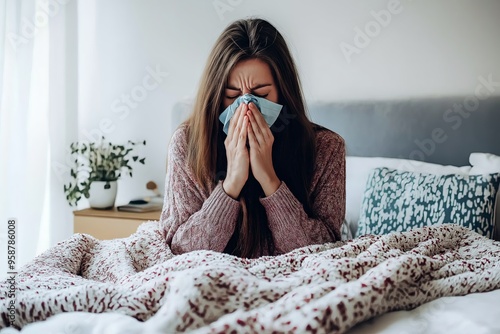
[{"left": 356, "top": 167, "right": 500, "bottom": 238}]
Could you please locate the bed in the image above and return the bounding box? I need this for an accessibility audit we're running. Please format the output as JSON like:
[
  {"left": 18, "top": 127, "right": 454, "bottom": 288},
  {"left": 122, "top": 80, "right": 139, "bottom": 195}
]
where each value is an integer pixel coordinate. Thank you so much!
[{"left": 1, "top": 96, "right": 500, "bottom": 333}]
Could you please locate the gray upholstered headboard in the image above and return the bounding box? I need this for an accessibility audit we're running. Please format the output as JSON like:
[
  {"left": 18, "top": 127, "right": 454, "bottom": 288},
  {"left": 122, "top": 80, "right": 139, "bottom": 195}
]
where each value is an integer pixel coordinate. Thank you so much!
[{"left": 308, "top": 96, "right": 500, "bottom": 166}]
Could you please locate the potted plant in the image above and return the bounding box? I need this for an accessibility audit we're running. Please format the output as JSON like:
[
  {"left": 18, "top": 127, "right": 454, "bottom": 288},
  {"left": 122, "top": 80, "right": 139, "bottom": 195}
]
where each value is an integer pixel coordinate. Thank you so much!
[{"left": 64, "top": 137, "right": 146, "bottom": 209}]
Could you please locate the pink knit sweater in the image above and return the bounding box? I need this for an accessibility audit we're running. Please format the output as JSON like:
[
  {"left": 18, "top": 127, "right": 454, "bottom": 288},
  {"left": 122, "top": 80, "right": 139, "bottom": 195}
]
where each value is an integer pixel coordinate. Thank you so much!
[{"left": 160, "top": 124, "right": 345, "bottom": 256}]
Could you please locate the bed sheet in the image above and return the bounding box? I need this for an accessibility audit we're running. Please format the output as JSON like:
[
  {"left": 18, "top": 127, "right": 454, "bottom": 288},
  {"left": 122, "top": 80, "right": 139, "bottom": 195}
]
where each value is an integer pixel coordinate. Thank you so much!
[{"left": 349, "top": 289, "right": 500, "bottom": 334}]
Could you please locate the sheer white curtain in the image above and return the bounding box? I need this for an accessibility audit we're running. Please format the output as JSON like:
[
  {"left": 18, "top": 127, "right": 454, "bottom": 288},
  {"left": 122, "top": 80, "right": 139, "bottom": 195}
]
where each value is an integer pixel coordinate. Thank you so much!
[{"left": 0, "top": 0, "right": 77, "bottom": 277}]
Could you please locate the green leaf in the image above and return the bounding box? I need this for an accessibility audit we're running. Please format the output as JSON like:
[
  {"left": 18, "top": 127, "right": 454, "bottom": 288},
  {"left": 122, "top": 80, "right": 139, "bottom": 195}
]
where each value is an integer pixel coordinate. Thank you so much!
[{"left": 65, "top": 137, "right": 148, "bottom": 206}]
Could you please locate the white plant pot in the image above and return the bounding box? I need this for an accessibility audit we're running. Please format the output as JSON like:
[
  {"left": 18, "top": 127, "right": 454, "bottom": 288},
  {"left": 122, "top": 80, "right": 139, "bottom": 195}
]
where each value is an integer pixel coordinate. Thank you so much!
[{"left": 88, "top": 180, "right": 117, "bottom": 209}]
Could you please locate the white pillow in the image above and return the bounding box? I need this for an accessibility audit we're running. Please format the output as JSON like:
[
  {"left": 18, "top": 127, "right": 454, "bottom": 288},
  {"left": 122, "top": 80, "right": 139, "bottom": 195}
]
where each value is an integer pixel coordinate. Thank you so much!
[
  {"left": 469, "top": 152, "right": 500, "bottom": 240},
  {"left": 470, "top": 152, "right": 500, "bottom": 174},
  {"left": 346, "top": 156, "right": 471, "bottom": 237}
]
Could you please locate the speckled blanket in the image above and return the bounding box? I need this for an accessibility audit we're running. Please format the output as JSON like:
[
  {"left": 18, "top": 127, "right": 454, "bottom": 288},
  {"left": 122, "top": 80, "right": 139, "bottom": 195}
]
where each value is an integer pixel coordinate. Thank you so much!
[{"left": 1, "top": 222, "right": 500, "bottom": 333}]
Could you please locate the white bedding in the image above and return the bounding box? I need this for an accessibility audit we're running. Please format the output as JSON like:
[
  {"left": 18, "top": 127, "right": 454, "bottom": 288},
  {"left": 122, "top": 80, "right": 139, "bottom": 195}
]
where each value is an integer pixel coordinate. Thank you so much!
[
  {"left": 1, "top": 221, "right": 500, "bottom": 333},
  {"left": 350, "top": 290, "right": 500, "bottom": 334}
]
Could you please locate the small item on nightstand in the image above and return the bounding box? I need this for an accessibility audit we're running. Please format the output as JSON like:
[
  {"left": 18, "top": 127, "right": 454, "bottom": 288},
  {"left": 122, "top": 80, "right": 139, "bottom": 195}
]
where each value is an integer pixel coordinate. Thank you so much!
[
  {"left": 129, "top": 199, "right": 149, "bottom": 205},
  {"left": 117, "top": 200, "right": 162, "bottom": 213},
  {"left": 146, "top": 181, "right": 162, "bottom": 196},
  {"left": 144, "top": 180, "right": 163, "bottom": 204},
  {"left": 117, "top": 180, "right": 164, "bottom": 212}
]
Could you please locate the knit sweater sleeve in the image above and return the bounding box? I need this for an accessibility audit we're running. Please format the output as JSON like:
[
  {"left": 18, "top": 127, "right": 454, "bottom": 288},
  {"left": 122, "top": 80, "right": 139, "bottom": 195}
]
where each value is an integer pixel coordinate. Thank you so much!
[
  {"left": 159, "top": 125, "right": 241, "bottom": 255},
  {"left": 259, "top": 130, "right": 346, "bottom": 254}
]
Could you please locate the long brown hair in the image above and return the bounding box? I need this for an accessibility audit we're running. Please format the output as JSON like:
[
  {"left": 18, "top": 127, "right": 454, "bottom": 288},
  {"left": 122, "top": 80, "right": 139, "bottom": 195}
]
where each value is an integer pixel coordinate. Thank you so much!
[{"left": 185, "top": 18, "right": 316, "bottom": 258}]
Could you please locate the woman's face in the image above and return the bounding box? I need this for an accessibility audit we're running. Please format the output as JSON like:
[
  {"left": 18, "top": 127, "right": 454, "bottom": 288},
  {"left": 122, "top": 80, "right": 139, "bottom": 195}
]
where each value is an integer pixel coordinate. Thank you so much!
[{"left": 223, "top": 58, "right": 279, "bottom": 108}]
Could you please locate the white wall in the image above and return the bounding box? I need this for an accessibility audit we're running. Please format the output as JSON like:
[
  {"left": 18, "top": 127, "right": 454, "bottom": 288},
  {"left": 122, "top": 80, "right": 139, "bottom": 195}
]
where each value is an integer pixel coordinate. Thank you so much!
[{"left": 75, "top": 0, "right": 500, "bottom": 206}]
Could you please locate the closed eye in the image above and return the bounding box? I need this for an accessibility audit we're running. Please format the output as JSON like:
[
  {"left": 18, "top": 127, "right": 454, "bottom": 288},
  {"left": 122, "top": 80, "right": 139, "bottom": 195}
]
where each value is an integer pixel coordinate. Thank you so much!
[{"left": 226, "top": 93, "right": 269, "bottom": 99}]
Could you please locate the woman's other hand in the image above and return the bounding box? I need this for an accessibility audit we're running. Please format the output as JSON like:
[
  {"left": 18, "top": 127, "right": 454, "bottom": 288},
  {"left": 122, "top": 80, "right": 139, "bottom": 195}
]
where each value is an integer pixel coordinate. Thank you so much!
[
  {"left": 223, "top": 103, "right": 250, "bottom": 199},
  {"left": 247, "top": 102, "right": 281, "bottom": 196}
]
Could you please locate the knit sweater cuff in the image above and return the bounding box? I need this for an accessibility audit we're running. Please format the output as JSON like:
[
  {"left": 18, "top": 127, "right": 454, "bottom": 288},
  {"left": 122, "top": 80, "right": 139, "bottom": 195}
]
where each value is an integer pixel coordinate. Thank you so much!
[
  {"left": 205, "top": 181, "right": 241, "bottom": 224},
  {"left": 259, "top": 181, "right": 301, "bottom": 225}
]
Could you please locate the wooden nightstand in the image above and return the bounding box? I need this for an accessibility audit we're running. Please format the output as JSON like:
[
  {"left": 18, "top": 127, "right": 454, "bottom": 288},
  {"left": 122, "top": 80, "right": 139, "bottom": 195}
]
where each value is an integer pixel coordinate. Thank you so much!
[{"left": 73, "top": 208, "right": 161, "bottom": 240}]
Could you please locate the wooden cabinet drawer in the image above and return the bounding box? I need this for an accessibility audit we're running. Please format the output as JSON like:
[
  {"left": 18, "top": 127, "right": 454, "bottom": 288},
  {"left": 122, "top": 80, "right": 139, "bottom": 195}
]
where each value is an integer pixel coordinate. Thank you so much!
[{"left": 73, "top": 208, "right": 161, "bottom": 240}]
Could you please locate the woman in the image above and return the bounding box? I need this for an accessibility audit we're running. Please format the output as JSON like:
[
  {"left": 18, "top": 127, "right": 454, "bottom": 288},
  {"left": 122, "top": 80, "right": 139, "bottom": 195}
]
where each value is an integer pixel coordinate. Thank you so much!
[{"left": 160, "top": 18, "right": 345, "bottom": 258}]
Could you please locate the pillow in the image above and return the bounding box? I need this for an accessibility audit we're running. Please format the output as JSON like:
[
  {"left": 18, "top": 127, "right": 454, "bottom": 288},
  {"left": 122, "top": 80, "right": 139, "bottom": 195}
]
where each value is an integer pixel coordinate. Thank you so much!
[
  {"left": 356, "top": 167, "right": 500, "bottom": 238},
  {"left": 469, "top": 152, "right": 500, "bottom": 240},
  {"left": 470, "top": 152, "right": 500, "bottom": 174},
  {"left": 346, "top": 156, "right": 471, "bottom": 237},
  {"left": 340, "top": 219, "right": 353, "bottom": 241}
]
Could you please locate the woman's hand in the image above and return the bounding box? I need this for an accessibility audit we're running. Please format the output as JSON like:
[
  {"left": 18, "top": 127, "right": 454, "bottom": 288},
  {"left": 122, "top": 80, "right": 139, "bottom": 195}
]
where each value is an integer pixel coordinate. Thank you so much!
[
  {"left": 223, "top": 103, "right": 250, "bottom": 199},
  {"left": 247, "top": 102, "right": 281, "bottom": 197}
]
